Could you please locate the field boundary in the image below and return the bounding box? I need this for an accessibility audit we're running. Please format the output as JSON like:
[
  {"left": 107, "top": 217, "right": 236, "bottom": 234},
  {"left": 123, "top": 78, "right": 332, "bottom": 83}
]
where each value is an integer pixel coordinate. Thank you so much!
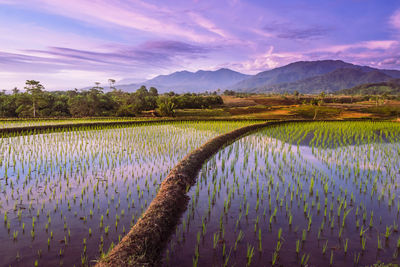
[
  {"left": 0, "top": 119, "right": 172, "bottom": 135},
  {"left": 0, "top": 118, "right": 280, "bottom": 136},
  {"left": 95, "top": 119, "right": 306, "bottom": 267},
  {"left": 0, "top": 117, "right": 382, "bottom": 137}
]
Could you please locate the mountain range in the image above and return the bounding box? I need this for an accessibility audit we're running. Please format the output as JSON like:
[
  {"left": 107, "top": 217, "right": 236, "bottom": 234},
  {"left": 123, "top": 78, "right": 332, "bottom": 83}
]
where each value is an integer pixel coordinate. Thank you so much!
[
  {"left": 115, "top": 68, "right": 249, "bottom": 93},
  {"left": 111, "top": 60, "right": 400, "bottom": 94}
]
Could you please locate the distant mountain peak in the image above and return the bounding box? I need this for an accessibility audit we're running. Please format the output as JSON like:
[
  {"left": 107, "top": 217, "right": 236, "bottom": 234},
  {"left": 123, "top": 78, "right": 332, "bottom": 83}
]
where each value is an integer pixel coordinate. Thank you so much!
[
  {"left": 106, "top": 60, "right": 400, "bottom": 94},
  {"left": 231, "top": 60, "right": 400, "bottom": 94},
  {"left": 115, "top": 67, "right": 250, "bottom": 93},
  {"left": 216, "top": 67, "right": 236, "bottom": 72}
]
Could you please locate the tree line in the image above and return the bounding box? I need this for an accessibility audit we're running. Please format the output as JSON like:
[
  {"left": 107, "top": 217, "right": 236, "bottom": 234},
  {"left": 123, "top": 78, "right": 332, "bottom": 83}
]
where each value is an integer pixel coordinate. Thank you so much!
[{"left": 0, "top": 80, "right": 223, "bottom": 118}]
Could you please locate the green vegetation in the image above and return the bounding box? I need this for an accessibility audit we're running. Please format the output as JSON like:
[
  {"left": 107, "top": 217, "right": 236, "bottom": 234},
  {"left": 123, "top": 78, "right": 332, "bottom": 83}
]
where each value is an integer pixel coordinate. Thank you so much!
[
  {"left": 338, "top": 80, "right": 400, "bottom": 95},
  {"left": 290, "top": 105, "right": 342, "bottom": 119},
  {"left": 362, "top": 106, "right": 400, "bottom": 117},
  {"left": 0, "top": 80, "right": 222, "bottom": 118}
]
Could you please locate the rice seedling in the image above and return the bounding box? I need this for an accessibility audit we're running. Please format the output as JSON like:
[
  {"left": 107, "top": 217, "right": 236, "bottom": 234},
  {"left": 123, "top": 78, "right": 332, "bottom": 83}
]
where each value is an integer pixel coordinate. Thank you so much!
[
  {"left": 272, "top": 251, "right": 278, "bottom": 266},
  {"left": 246, "top": 244, "right": 254, "bottom": 266},
  {"left": 361, "top": 236, "right": 367, "bottom": 251},
  {"left": 377, "top": 234, "right": 383, "bottom": 250},
  {"left": 385, "top": 226, "right": 392, "bottom": 240},
  {"left": 300, "top": 253, "right": 310, "bottom": 266},
  {"left": 296, "top": 239, "right": 300, "bottom": 254},
  {"left": 322, "top": 240, "right": 328, "bottom": 255}
]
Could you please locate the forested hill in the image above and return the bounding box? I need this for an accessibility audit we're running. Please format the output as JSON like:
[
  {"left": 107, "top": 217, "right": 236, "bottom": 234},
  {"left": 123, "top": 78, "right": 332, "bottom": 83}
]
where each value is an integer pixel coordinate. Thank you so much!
[{"left": 337, "top": 79, "right": 400, "bottom": 95}]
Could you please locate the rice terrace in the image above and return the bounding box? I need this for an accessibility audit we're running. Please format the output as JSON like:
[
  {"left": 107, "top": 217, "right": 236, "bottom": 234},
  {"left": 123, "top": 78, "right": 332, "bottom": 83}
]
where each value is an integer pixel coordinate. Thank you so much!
[{"left": 1, "top": 1, "right": 400, "bottom": 266}]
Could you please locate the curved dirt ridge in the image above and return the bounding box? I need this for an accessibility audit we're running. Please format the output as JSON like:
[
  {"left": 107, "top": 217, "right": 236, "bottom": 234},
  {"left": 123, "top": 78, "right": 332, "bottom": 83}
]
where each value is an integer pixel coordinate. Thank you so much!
[{"left": 95, "top": 120, "right": 300, "bottom": 267}]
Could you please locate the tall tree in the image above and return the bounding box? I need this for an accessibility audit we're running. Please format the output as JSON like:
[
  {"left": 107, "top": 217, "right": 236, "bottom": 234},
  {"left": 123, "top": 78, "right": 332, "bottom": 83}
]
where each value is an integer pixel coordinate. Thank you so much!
[
  {"left": 93, "top": 82, "right": 103, "bottom": 92},
  {"left": 149, "top": 87, "right": 158, "bottom": 97},
  {"left": 293, "top": 90, "right": 300, "bottom": 99},
  {"left": 24, "top": 80, "right": 44, "bottom": 117},
  {"left": 108, "top": 79, "right": 116, "bottom": 91}
]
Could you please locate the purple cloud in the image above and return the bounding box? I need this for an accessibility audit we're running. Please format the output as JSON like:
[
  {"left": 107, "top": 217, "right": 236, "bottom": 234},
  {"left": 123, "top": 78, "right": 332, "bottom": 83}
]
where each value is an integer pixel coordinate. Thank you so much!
[
  {"left": 263, "top": 21, "right": 331, "bottom": 40},
  {"left": 139, "top": 40, "right": 210, "bottom": 54},
  {"left": 0, "top": 39, "right": 213, "bottom": 79},
  {"left": 22, "top": 40, "right": 210, "bottom": 66}
]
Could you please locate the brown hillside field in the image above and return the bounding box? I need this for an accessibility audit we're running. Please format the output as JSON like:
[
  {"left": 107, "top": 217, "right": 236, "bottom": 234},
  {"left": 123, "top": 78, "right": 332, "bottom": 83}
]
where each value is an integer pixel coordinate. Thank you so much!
[{"left": 217, "top": 95, "right": 400, "bottom": 120}]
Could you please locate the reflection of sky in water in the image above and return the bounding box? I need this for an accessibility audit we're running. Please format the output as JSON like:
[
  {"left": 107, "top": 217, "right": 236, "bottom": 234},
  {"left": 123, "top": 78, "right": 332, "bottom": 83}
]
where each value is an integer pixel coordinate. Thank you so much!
[
  {"left": 0, "top": 125, "right": 226, "bottom": 210},
  {"left": 254, "top": 132, "right": 399, "bottom": 187}
]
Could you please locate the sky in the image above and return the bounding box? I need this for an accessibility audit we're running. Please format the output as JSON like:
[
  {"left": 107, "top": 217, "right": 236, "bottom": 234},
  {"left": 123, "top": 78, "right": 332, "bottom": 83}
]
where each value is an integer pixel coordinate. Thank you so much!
[{"left": 0, "top": 0, "right": 400, "bottom": 90}]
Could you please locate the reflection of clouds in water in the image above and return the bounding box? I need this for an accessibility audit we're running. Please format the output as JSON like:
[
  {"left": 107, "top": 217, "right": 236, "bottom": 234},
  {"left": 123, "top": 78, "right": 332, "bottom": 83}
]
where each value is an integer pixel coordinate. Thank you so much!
[
  {"left": 246, "top": 133, "right": 400, "bottom": 199},
  {"left": 306, "top": 141, "right": 399, "bottom": 198},
  {"left": 316, "top": 143, "right": 399, "bottom": 172},
  {"left": 244, "top": 134, "right": 331, "bottom": 175}
]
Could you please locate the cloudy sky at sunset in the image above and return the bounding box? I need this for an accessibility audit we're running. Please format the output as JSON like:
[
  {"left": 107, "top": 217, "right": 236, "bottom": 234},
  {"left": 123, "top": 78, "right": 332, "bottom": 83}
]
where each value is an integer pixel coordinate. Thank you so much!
[{"left": 0, "top": 0, "right": 399, "bottom": 90}]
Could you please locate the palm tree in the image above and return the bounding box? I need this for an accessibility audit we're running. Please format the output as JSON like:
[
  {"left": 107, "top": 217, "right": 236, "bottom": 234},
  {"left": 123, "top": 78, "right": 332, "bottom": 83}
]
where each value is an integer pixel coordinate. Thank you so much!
[
  {"left": 108, "top": 79, "right": 116, "bottom": 91},
  {"left": 24, "top": 80, "right": 44, "bottom": 117}
]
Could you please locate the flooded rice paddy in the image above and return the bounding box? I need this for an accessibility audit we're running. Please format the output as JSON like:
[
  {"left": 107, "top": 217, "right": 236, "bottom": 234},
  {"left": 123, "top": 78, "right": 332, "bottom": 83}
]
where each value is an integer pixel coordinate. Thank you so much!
[
  {"left": 0, "top": 121, "right": 252, "bottom": 266},
  {"left": 163, "top": 121, "right": 400, "bottom": 267}
]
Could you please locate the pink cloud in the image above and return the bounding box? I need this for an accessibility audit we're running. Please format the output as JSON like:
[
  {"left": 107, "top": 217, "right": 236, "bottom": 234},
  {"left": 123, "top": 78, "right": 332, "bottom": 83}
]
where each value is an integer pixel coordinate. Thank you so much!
[
  {"left": 187, "top": 12, "right": 231, "bottom": 39},
  {"left": 5, "top": 0, "right": 226, "bottom": 43},
  {"left": 223, "top": 46, "right": 304, "bottom": 74},
  {"left": 315, "top": 40, "right": 398, "bottom": 54},
  {"left": 390, "top": 9, "right": 400, "bottom": 30}
]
